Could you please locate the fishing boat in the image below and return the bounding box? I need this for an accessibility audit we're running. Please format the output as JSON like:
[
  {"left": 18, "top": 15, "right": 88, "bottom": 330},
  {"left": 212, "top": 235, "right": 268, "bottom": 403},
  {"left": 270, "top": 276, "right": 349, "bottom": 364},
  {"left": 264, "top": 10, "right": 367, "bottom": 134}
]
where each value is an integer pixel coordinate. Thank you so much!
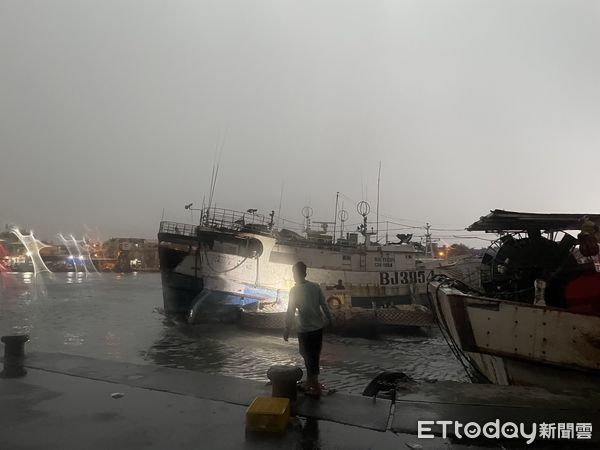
[
  {"left": 158, "top": 202, "right": 442, "bottom": 328},
  {"left": 429, "top": 210, "right": 600, "bottom": 392}
]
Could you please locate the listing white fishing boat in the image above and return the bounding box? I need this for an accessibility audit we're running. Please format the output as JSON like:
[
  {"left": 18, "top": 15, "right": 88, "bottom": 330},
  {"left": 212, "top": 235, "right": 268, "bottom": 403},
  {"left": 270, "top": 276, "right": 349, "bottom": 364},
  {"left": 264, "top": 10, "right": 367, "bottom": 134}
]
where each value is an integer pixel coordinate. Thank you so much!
[{"left": 158, "top": 202, "right": 442, "bottom": 329}]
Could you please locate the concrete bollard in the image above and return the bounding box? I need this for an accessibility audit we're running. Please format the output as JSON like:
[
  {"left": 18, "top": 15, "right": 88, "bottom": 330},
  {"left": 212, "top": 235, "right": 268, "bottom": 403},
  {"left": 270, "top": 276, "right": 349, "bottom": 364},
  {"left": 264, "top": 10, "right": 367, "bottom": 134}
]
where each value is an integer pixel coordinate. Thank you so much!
[
  {"left": 1, "top": 335, "right": 29, "bottom": 378},
  {"left": 266, "top": 365, "right": 303, "bottom": 401}
]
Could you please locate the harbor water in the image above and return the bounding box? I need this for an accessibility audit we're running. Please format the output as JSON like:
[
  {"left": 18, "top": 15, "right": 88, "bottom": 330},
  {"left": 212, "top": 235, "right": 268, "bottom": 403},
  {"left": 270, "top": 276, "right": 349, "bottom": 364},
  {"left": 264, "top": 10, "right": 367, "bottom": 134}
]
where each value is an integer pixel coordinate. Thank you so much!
[{"left": 0, "top": 272, "right": 466, "bottom": 394}]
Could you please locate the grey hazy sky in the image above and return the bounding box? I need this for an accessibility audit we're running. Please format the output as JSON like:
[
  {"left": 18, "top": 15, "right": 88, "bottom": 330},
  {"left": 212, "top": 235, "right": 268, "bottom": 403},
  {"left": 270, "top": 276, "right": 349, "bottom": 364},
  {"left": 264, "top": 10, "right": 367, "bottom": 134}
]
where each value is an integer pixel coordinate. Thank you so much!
[{"left": 1, "top": 1, "right": 599, "bottom": 243}]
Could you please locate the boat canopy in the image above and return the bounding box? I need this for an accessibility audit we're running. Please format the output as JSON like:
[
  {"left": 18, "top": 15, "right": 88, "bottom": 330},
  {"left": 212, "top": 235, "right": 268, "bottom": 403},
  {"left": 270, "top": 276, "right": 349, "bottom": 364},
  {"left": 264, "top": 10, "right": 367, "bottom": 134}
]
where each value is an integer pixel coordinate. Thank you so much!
[{"left": 468, "top": 209, "right": 600, "bottom": 232}]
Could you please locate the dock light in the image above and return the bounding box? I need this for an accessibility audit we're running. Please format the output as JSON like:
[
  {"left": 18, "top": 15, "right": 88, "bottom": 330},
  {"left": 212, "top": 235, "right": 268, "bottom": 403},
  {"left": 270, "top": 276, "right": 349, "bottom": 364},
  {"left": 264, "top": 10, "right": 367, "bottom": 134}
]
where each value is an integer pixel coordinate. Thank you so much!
[
  {"left": 25, "top": 251, "right": 32, "bottom": 257},
  {"left": 438, "top": 251, "right": 445, "bottom": 257}
]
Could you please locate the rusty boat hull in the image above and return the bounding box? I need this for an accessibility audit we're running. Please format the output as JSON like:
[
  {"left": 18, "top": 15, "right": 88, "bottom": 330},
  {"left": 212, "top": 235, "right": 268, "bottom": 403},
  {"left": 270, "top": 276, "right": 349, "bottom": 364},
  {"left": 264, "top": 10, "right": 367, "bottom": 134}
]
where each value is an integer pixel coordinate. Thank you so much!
[{"left": 429, "top": 281, "right": 600, "bottom": 392}]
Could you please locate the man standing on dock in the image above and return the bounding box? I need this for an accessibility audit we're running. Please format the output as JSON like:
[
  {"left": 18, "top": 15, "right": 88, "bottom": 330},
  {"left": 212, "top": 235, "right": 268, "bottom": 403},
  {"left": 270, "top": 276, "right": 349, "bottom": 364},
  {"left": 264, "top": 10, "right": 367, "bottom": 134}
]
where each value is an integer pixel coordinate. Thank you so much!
[{"left": 284, "top": 261, "right": 333, "bottom": 396}]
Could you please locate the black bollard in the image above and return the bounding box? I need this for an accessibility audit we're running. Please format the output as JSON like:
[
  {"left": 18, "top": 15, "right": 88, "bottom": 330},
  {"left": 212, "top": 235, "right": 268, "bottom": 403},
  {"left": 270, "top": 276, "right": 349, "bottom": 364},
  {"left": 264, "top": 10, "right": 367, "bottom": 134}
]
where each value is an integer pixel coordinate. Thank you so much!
[
  {"left": 267, "top": 365, "right": 303, "bottom": 401},
  {"left": 1, "top": 335, "right": 29, "bottom": 378}
]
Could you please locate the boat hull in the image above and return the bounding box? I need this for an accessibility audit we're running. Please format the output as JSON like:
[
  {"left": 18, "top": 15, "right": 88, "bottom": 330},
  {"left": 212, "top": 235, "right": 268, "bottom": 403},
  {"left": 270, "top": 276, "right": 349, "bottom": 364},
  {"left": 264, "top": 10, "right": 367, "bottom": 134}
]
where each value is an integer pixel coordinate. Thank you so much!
[
  {"left": 160, "top": 270, "right": 204, "bottom": 316},
  {"left": 157, "top": 223, "right": 444, "bottom": 319},
  {"left": 158, "top": 246, "right": 203, "bottom": 316},
  {"left": 469, "top": 352, "right": 600, "bottom": 392},
  {"left": 429, "top": 281, "right": 600, "bottom": 392}
]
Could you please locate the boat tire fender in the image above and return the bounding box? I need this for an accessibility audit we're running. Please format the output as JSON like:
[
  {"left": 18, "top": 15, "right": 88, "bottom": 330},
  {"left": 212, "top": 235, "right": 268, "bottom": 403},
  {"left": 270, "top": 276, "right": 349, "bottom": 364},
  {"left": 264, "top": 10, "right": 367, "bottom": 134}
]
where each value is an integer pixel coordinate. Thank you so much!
[{"left": 327, "top": 296, "right": 342, "bottom": 309}]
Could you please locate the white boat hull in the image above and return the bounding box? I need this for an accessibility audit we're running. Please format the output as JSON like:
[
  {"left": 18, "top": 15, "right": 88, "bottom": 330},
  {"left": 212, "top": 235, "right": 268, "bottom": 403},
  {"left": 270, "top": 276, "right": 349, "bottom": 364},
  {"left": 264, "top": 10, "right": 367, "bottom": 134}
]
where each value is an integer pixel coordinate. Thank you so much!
[
  {"left": 429, "top": 281, "right": 600, "bottom": 392},
  {"left": 174, "top": 233, "right": 439, "bottom": 305}
]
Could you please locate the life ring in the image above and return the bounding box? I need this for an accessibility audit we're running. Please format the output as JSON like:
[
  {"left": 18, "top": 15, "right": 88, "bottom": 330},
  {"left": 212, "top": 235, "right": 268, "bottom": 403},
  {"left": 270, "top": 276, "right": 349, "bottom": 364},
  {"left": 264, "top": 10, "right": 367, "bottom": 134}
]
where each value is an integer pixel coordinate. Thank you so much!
[{"left": 327, "top": 296, "right": 342, "bottom": 309}]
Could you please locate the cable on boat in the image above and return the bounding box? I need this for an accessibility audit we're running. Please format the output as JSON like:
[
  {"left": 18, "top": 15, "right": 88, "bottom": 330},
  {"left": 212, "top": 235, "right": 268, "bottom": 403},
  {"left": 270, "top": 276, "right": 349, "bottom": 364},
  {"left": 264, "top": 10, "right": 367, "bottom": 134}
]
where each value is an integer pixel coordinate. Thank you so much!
[
  {"left": 202, "top": 245, "right": 252, "bottom": 274},
  {"left": 427, "top": 275, "right": 490, "bottom": 384}
]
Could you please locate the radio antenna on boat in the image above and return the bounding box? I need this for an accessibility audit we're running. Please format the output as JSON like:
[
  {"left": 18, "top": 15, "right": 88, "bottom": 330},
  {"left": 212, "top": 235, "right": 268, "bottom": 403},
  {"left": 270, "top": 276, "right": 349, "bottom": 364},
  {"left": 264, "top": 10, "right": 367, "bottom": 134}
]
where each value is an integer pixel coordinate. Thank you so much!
[
  {"left": 425, "top": 222, "right": 432, "bottom": 257},
  {"left": 338, "top": 208, "right": 348, "bottom": 240},
  {"left": 333, "top": 192, "right": 339, "bottom": 243},
  {"left": 277, "top": 181, "right": 284, "bottom": 229},
  {"left": 207, "top": 158, "right": 217, "bottom": 211},
  {"left": 200, "top": 196, "right": 206, "bottom": 225},
  {"left": 385, "top": 221, "right": 389, "bottom": 244},
  {"left": 302, "top": 206, "right": 313, "bottom": 236},
  {"left": 376, "top": 161, "right": 381, "bottom": 243},
  {"left": 360, "top": 171, "right": 365, "bottom": 201},
  {"left": 207, "top": 135, "right": 225, "bottom": 215},
  {"left": 357, "top": 200, "right": 372, "bottom": 243}
]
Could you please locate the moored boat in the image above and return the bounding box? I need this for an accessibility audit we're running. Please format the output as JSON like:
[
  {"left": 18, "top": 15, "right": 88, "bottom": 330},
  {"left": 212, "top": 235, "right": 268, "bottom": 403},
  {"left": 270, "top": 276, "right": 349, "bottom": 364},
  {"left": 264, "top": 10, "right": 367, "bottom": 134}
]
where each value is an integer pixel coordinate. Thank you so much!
[
  {"left": 429, "top": 210, "right": 600, "bottom": 392},
  {"left": 158, "top": 204, "right": 444, "bottom": 328}
]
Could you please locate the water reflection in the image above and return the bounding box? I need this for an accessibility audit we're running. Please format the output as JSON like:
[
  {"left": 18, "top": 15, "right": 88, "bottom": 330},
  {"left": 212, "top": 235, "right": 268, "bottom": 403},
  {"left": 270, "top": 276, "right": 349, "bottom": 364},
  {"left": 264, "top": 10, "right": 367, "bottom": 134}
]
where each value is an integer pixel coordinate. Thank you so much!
[
  {"left": 0, "top": 271, "right": 103, "bottom": 303},
  {"left": 63, "top": 332, "right": 85, "bottom": 346},
  {"left": 0, "top": 273, "right": 467, "bottom": 394},
  {"left": 300, "top": 418, "right": 320, "bottom": 450},
  {"left": 0, "top": 272, "right": 50, "bottom": 300},
  {"left": 145, "top": 319, "right": 230, "bottom": 371},
  {"left": 66, "top": 271, "right": 91, "bottom": 284},
  {"left": 143, "top": 317, "right": 467, "bottom": 393}
]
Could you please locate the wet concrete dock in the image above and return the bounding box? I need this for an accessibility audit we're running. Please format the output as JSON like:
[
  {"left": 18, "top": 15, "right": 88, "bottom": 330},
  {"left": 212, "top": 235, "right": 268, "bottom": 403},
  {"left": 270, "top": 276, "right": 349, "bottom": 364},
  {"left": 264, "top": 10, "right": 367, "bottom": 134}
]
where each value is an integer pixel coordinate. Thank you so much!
[{"left": 1, "top": 352, "right": 599, "bottom": 449}]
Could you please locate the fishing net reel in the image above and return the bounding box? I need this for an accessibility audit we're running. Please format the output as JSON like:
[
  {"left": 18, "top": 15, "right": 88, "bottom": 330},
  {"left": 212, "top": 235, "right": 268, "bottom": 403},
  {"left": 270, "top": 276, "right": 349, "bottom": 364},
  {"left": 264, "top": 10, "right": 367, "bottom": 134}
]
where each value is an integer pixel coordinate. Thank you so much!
[{"left": 480, "top": 230, "right": 579, "bottom": 305}]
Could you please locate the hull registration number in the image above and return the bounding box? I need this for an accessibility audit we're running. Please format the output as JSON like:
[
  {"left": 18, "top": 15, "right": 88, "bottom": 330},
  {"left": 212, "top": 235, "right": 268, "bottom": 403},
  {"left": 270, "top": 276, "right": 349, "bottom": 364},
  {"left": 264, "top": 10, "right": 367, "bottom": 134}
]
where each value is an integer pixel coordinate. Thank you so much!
[{"left": 379, "top": 270, "right": 431, "bottom": 285}]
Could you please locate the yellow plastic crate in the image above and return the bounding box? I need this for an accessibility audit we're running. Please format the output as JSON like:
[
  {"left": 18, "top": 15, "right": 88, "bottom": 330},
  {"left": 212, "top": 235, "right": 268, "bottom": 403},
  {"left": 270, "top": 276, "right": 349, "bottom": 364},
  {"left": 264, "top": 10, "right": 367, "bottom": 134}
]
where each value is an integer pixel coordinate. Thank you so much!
[{"left": 246, "top": 397, "right": 290, "bottom": 433}]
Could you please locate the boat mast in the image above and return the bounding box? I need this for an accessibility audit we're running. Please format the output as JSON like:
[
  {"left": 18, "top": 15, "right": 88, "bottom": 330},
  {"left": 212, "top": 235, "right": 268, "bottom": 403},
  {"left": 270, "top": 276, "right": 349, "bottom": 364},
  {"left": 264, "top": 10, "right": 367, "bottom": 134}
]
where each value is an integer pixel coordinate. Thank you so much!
[
  {"left": 333, "top": 192, "right": 339, "bottom": 244},
  {"left": 277, "top": 182, "right": 284, "bottom": 230},
  {"left": 385, "top": 221, "right": 389, "bottom": 244},
  {"left": 200, "top": 196, "right": 205, "bottom": 225},
  {"left": 302, "top": 206, "right": 313, "bottom": 237},
  {"left": 206, "top": 138, "right": 224, "bottom": 223},
  {"left": 339, "top": 208, "right": 348, "bottom": 240},
  {"left": 376, "top": 161, "right": 381, "bottom": 243},
  {"left": 357, "top": 201, "right": 371, "bottom": 245},
  {"left": 425, "top": 222, "right": 432, "bottom": 257}
]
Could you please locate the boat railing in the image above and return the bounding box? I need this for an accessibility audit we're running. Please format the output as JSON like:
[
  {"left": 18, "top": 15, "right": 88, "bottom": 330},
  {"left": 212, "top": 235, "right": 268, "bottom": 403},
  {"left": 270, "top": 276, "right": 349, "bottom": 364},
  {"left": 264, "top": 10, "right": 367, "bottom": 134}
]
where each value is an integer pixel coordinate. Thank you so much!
[
  {"left": 158, "top": 221, "right": 198, "bottom": 237},
  {"left": 159, "top": 208, "right": 273, "bottom": 238},
  {"left": 201, "top": 207, "right": 272, "bottom": 232}
]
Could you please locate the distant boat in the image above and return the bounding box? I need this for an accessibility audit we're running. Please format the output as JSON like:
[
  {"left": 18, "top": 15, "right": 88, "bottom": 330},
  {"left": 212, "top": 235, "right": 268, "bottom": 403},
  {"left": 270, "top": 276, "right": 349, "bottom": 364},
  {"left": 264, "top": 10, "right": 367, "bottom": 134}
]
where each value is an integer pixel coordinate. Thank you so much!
[{"left": 429, "top": 210, "right": 600, "bottom": 392}]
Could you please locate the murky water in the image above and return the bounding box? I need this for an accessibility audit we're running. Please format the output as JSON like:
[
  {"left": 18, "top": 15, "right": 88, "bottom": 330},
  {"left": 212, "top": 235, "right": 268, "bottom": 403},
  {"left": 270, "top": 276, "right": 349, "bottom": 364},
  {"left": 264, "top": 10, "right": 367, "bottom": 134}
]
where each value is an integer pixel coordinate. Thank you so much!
[{"left": 0, "top": 272, "right": 466, "bottom": 394}]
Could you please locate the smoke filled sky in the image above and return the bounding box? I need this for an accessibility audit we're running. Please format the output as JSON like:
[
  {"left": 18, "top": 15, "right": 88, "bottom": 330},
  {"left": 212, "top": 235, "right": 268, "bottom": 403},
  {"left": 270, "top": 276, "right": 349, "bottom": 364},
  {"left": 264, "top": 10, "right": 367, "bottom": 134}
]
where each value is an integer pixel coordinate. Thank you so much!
[{"left": 1, "top": 1, "right": 599, "bottom": 243}]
